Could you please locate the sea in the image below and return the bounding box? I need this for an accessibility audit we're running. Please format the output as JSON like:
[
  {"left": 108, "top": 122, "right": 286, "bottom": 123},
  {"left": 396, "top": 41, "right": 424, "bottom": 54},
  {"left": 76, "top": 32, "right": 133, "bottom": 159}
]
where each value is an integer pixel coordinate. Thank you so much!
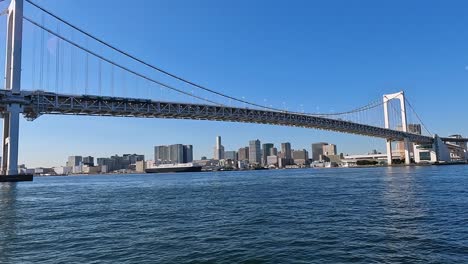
[{"left": 1, "top": 166, "right": 467, "bottom": 263}]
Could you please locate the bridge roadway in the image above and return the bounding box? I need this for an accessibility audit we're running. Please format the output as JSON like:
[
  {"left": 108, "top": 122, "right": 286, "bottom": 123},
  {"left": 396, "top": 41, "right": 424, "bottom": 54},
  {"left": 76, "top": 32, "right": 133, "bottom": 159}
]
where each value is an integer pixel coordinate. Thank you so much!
[{"left": 0, "top": 90, "right": 462, "bottom": 144}]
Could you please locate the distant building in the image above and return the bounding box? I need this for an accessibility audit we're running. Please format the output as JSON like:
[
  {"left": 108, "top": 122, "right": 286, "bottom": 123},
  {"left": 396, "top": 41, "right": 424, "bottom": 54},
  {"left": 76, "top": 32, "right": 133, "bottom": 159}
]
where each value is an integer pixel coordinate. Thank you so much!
[
  {"left": 97, "top": 154, "right": 144, "bottom": 172},
  {"left": 214, "top": 136, "right": 225, "bottom": 160},
  {"left": 224, "top": 151, "right": 237, "bottom": 161},
  {"left": 53, "top": 166, "right": 72, "bottom": 175},
  {"left": 83, "top": 165, "right": 101, "bottom": 174},
  {"left": 135, "top": 160, "right": 146, "bottom": 173},
  {"left": 82, "top": 156, "right": 94, "bottom": 166},
  {"left": 183, "top": 145, "right": 193, "bottom": 163},
  {"left": 267, "top": 155, "right": 278, "bottom": 166},
  {"left": 293, "top": 149, "right": 309, "bottom": 160},
  {"left": 293, "top": 149, "right": 309, "bottom": 166},
  {"left": 238, "top": 147, "right": 249, "bottom": 161},
  {"left": 249, "top": 139, "right": 261, "bottom": 164},
  {"left": 323, "top": 144, "right": 337, "bottom": 156},
  {"left": 278, "top": 158, "right": 294, "bottom": 168},
  {"left": 262, "top": 143, "right": 274, "bottom": 166},
  {"left": 270, "top": 147, "right": 278, "bottom": 156},
  {"left": 154, "top": 145, "right": 170, "bottom": 163},
  {"left": 312, "top": 142, "right": 327, "bottom": 161},
  {"left": 67, "top": 156, "right": 82, "bottom": 167},
  {"left": 281, "top": 143, "right": 292, "bottom": 159},
  {"left": 154, "top": 144, "right": 192, "bottom": 164}
]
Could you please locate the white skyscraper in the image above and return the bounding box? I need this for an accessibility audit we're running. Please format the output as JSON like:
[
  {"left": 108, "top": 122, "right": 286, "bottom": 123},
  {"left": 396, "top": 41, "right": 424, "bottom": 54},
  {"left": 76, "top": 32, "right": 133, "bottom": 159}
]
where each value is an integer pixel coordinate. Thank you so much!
[{"left": 214, "top": 136, "right": 225, "bottom": 160}]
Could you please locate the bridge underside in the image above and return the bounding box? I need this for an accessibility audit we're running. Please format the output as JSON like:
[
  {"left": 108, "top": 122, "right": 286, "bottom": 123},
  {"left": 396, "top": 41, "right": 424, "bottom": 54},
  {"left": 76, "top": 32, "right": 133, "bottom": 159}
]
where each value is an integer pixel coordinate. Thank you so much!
[{"left": 0, "top": 90, "right": 435, "bottom": 144}]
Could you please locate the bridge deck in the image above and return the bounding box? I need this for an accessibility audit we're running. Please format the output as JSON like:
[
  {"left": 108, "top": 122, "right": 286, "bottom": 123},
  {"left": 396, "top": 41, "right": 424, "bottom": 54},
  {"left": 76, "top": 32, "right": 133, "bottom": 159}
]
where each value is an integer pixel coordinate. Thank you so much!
[{"left": 0, "top": 90, "right": 455, "bottom": 144}]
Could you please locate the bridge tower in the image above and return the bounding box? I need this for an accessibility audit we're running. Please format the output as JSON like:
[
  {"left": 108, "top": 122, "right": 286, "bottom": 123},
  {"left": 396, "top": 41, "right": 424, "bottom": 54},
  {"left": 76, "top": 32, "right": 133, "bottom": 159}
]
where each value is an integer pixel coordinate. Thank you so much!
[
  {"left": 383, "top": 91, "right": 411, "bottom": 165},
  {"left": 1, "top": 0, "right": 23, "bottom": 175}
]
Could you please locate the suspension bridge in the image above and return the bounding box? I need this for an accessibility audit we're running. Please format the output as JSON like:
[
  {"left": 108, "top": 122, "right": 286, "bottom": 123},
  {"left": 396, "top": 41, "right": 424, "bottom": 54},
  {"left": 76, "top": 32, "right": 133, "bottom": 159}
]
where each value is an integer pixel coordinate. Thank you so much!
[{"left": 0, "top": 0, "right": 466, "bottom": 181}]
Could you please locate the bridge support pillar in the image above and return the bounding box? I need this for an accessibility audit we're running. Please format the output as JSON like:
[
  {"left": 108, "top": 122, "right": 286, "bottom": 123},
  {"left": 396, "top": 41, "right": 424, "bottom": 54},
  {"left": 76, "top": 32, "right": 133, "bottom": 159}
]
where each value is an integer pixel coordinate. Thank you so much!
[
  {"left": 386, "top": 139, "right": 392, "bottom": 165},
  {"left": 1, "top": 0, "right": 23, "bottom": 176},
  {"left": 2, "top": 105, "right": 20, "bottom": 175},
  {"left": 404, "top": 138, "right": 411, "bottom": 165}
]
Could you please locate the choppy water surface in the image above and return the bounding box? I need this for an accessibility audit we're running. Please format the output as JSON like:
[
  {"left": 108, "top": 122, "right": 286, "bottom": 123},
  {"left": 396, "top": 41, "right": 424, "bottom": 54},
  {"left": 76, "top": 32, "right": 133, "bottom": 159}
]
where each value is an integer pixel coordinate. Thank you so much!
[{"left": 1, "top": 166, "right": 467, "bottom": 263}]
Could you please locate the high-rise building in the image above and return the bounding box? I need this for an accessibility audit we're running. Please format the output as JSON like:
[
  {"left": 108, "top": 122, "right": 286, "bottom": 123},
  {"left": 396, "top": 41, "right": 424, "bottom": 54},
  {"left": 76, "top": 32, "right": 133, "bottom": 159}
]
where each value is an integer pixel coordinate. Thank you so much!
[
  {"left": 224, "top": 151, "right": 237, "bottom": 161},
  {"left": 270, "top": 147, "right": 278, "bottom": 156},
  {"left": 214, "top": 136, "right": 225, "bottom": 160},
  {"left": 97, "top": 154, "right": 143, "bottom": 172},
  {"left": 293, "top": 149, "right": 309, "bottom": 165},
  {"left": 154, "top": 145, "right": 170, "bottom": 163},
  {"left": 155, "top": 144, "right": 192, "bottom": 164},
  {"left": 281, "top": 143, "right": 292, "bottom": 159},
  {"left": 312, "top": 142, "right": 328, "bottom": 161},
  {"left": 169, "top": 144, "right": 184, "bottom": 163},
  {"left": 293, "top": 149, "right": 309, "bottom": 160},
  {"left": 67, "top": 156, "right": 82, "bottom": 167},
  {"left": 82, "top": 156, "right": 94, "bottom": 166},
  {"left": 249, "top": 139, "right": 261, "bottom": 164},
  {"left": 262, "top": 143, "right": 274, "bottom": 166},
  {"left": 183, "top": 145, "right": 193, "bottom": 163},
  {"left": 323, "top": 144, "right": 337, "bottom": 156},
  {"left": 238, "top": 147, "right": 249, "bottom": 161}
]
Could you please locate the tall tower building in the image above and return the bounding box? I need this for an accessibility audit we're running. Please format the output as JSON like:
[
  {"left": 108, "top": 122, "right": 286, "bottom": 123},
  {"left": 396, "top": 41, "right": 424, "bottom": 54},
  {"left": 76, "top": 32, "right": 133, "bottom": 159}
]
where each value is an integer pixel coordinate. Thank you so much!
[
  {"left": 169, "top": 144, "right": 184, "bottom": 164},
  {"left": 312, "top": 142, "right": 328, "bottom": 161},
  {"left": 262, "top": 143, "right": 274, "bottom": 166},
  {"left": 323, "top": 144, "right": 337, "bottom": 156},
  {"left": 214, "top": 136, "right": 225, "bottom": 160},
  {"left": 67, "top": 156, "right": 82, "bottom": 167},
  {"left": 281, "top": 142, "right": 292, "bottom": 159},
  {"left": 155, "top": 144, "right": 193, "bottom": 164},
  {"left": 249, "top": 139, "right": 261, "bottom": 164},
  {"left": 183, "top": 145, "right": 193, "bottom": 163},
  {"left": 238, "top": 147, "right": 249, "bottom": 161}
]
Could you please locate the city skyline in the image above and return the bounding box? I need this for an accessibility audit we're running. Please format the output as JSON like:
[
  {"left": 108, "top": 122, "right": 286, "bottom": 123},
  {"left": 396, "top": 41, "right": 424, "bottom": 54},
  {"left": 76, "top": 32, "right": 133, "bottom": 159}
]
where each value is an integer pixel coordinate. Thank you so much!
[{"left": 2, "top": 0, "right": 467, "bottom": 167}]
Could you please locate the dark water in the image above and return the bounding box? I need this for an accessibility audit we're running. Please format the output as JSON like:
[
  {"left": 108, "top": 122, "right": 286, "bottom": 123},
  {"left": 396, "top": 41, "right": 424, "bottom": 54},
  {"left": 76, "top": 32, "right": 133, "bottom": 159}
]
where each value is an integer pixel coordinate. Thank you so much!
[{"left": 1, "top": 166, "right": 467, "bottom": 263}]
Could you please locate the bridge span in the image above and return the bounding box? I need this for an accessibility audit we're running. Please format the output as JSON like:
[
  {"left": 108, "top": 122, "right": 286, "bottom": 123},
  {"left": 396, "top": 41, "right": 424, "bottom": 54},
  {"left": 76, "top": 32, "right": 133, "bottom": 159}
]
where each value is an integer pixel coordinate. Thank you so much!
[{"left": 0, "top": 90, "right": 434, "bottom": 144}]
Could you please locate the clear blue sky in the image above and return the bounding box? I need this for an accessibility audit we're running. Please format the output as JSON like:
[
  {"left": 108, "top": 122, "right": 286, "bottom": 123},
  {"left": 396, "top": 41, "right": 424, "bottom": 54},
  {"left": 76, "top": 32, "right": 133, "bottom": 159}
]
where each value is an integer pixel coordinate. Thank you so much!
[{"left": 1, "top": 0, "right": 467, "bottom": 167}]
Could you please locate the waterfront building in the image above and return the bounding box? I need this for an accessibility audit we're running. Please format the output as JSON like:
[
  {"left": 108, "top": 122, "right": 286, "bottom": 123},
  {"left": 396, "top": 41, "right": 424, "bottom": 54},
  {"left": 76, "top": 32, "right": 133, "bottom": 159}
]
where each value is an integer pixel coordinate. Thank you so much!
[
  {"left": 267, "top": 155, "right": 278, "bottom": 166},
  {"left": 155, "top": 144, "right": 192, "bottom": 164},
  {"left": 214, "top": 136, "right": 225, "bottom": 160},
  {"left": 293, "top": 149, "right": 309, "bottom": 160},
  {"left": 184, "top": 145, "right": 193, "bottom": 163},
  {"left": 154, "top": 145, "right": 170, "bottom": 163},
  {"left": 281, "top": 143, "right": 292, "bottom": 159},
  {"left": 83, "top": 165, "right": 101, "bottom": 174},
  {"left": 238, "top": 147, "right": 249, "bottom": 161},
  {"left": 169, "top": 144, "right": 184, "bottom": 163},
  {"left": 82, "top": 156, "right": 94, "bottom": 166},
  {"left": 312, "top": 142, "right": 327, "bottom": 161},
  {"left": 53, "top": 166, "right": 72, "bottom": 175},
  {"left": 278, "top": 158, "right": 294, "bottom": 168},
  {"left": 249, "top": 139, "right": 262, "bottom": 164},
  {"left": 292, "top": 149, "right": 309, "bottom": 166},
  {"left": 262, "top": 143, "right": 274, "bottom": 166},
  {"left": 270, "top": 147, "right": 278, "bottom": 156},
  {"left": 67, "top": 156, "right": 82, "bottom": 167},
  {"left": 224, "top": 151, "right": 237, "bottom": 161},
  {"left": 135, "top": 160, "right": 146, "bottom": 172},
  {"left": 97, "top": 154, "right": 145, "bottom": 172},
  {"left": 323, "top": 144, "right": 337, "bottom": 156}
]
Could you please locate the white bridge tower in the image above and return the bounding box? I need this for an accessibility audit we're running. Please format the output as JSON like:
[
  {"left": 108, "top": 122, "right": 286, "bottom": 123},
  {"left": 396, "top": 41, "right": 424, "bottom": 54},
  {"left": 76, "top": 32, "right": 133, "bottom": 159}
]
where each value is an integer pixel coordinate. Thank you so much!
[
  {"left": 1, "top": 0, "right": 23, "bottom": 175},
  {"left": 383, "top": 91, "right": 411, "bottom": 165}
]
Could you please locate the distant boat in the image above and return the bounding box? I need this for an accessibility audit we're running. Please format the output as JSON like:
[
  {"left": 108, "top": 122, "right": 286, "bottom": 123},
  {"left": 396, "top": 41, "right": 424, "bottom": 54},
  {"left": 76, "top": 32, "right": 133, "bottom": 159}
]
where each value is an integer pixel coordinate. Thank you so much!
[{"left": 145, "top": 163, "right": 202, "bottom": 173}]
